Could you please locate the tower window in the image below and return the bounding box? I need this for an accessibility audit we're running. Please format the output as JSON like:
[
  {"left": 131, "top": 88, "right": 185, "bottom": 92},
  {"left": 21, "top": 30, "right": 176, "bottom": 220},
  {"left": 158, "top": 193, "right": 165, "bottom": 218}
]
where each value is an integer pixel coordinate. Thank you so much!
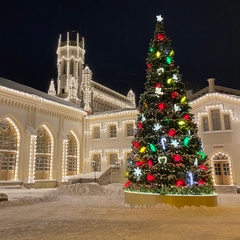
[
  {"left": 70, "top": 60, "right": 74, "bottom": 75},
  {"left": 63, "top": 60, "right": 67, "bottom": 74}
]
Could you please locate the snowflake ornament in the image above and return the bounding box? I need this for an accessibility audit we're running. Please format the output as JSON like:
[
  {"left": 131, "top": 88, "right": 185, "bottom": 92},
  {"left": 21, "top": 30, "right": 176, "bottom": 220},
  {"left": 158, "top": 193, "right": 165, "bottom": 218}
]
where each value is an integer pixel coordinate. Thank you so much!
[
  {"left": 155, "top": 87, "right": 163, "bottom": 95},
  {"left": 134, "top": 167, "right": 142, "bottom": 180},
  {"left": 172, "top": 74, "right": 179, "bottom": 82},
  {"left": 171, "top": 139, "right": 179, "bottom": 148},
  {"left": 153, "top": 123, "right": 162, "bottom": 131},
  {"left": 174, "top": 104, "right": 181, "bottom": 112}
]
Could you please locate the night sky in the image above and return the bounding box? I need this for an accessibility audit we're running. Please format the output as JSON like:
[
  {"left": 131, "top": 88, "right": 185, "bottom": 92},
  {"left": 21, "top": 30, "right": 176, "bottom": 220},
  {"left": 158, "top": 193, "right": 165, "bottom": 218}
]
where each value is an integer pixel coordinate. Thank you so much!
[{"left": 1, "top": 0, "right": 240, "bottom": 101}]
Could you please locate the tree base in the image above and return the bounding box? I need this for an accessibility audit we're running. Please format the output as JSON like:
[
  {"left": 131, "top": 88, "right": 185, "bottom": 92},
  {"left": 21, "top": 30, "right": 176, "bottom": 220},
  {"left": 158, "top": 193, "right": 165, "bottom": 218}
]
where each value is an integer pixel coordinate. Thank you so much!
[{"left": 124, "top": 191, "right": 218, "bottom": 208}]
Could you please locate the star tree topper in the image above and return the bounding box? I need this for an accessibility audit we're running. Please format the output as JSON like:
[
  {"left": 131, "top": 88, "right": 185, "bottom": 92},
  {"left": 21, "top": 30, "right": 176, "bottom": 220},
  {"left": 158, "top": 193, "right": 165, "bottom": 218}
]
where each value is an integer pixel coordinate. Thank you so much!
[{"left": 156, "top": 15, "right": 163, "bottom": 22}]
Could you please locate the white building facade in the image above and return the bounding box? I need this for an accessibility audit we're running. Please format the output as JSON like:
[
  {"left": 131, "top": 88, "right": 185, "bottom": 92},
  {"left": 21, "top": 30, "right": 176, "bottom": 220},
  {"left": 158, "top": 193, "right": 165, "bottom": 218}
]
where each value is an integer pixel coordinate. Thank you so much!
[{"left": 0, "top": 32, "right": 239, "bottom": 192}]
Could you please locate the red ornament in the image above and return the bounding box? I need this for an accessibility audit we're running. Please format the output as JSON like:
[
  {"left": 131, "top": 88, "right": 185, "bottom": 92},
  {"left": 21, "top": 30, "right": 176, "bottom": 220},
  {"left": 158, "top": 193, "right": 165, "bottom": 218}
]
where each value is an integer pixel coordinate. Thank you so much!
[
  {"left": 171, "top": 91, "right": 179, "bottom": 99},
  {"left": 176, "top": 179, "right": 186, "bottom": 186},
  {"left": 158, "top": 102, "right": 166, "bottom": 110},
  {"left": 136, "top": 161, "right": 144, "bottom": 167},
  {"left": 156, "top": 33, "right": 164, "bottom": 41},
  {"left": 133, "top": 141, "right": 140, "bottom": 148},
  {"left": 147, "top": 160, "right": 153, "bottom": 167},
  {"left": 155, "top": 83, "right": 162, "bottom": 88},
  {"left": 137, "top": 122, "right": 143, "bottom": 129},
  {"left": 124, "top": 181, "right": 131, "bottom": 187},
  {"left": 183, "top": 114, "right": 190, "bottom": 120},
  {"left": 147, "top": 63, "right": 151, "bottom": 68},
  {"left": 168, "top": 128, "right": 176, "bottom": 137},
  {"left": 173, "top": 154, "right": 181, "bottom": 162},
  {"left": 198, "top": 179, "right": 204, "bottom": 185},
  {"left": 199, "top": 165, "right": 208, "bottom": 171},
  {"left": 147, "top": 174, "right": 155, "bottom": 181}
]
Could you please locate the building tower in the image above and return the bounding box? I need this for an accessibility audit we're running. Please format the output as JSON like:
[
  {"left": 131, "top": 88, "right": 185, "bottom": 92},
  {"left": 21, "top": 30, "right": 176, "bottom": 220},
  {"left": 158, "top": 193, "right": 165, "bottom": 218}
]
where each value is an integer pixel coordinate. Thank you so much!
[{"left": 56, "top": 31, "right": 85, "bottom": 102}]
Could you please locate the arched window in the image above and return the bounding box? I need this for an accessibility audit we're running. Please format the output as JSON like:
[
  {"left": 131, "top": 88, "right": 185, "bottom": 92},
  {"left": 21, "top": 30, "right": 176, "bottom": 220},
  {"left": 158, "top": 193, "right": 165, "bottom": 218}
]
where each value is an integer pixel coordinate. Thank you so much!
[
  {"left": 0, "top": 119, "right": 18, "bottom": 180},
  {"left": 66, "top": 132, "right": 77, "bottom": 175},
  {"left": 35, "top": 126, "right": 51, "bottom": 180}
]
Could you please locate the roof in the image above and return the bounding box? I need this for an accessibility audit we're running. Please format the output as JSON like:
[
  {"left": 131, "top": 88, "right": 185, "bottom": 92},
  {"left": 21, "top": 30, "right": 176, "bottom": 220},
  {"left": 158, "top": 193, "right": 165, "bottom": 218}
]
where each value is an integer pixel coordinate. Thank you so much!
[
  {"left": 189, "top": 85, "right": 240, "bottom": 101},
  {"left": 0, "top": 77, "right": 83, "bottom": 109}
]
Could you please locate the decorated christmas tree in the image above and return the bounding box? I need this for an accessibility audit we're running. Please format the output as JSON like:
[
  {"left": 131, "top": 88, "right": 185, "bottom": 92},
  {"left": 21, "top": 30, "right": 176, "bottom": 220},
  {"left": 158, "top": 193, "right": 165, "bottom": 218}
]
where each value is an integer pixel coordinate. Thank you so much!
[{"left": 124, "top": 15, "right": 215, "bottom": 195}]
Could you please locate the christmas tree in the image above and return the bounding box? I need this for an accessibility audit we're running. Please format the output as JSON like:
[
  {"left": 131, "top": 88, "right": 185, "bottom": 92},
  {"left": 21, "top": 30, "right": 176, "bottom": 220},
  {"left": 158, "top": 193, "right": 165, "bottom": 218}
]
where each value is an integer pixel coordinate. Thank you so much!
[{"left": 124, "top": 15, "right": 215, "bottom": 195}]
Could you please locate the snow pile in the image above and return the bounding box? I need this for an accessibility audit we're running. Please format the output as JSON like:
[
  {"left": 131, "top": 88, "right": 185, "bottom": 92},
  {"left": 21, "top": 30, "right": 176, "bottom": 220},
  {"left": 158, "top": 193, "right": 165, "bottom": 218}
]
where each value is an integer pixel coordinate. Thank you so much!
[
  {"left": 0, "top": 183, "right": 124, "bottom": 208},
  {"left": 0, "top": 190, "right": 59, "bottom": 208},
  {"left": 54, "top": 182, "right": 124, "bottom": 201}
]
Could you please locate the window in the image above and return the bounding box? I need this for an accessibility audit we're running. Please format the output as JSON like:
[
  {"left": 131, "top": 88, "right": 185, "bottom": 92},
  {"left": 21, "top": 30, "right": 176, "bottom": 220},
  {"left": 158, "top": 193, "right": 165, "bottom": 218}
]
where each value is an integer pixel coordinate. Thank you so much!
[
  {"left": 223, "top": 163, "right": 230, "bottom": 175},
  {"left": 126, "top": 123, "right": 134, "bottom": 137},
  {"left": 67, "top": 132, "right": 77, "bottom": 175},
  {"left": 224, "top": 114, "right": 231, "bottom": 130},
  {"left": 211, "top": 110, "right": 221, "bottom": 131},
  {"left": 93, "top": 126, "right": 100, "bottom": 139},
  {"left": 202, "top": 116, "right": 209, "bottom": 132},
  {"left": 63, "top": 60, "right": 67, "bottom": 74},
  {"left": 214, "top": 163, "right": 221, "bottom": 176},
  {"left": 127, "top": 152, "right": 132, "bottom": 159},
  {"left": 109, "top": 125, "right": 116, "bottom": 138},
  {"left": 93, "top": 154, "right": 101, "bottom": 171},
  {"left": 35, "top": 126, "right": 51, "bottom": 180},
  {"left": 110, "top": 153, "right": 118, "bottom": 165},
  {"left": 70, "top": 60, "right": 74, "bottom": 74},
  {"left": 0, "top": 119, "right": 17, "bottom": 180}
]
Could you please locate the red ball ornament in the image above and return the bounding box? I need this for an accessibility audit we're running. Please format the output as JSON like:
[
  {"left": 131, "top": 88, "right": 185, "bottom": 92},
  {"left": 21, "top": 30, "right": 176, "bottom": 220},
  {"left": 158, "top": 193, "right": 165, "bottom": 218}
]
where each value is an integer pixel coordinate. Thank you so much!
[
  {"left": 183, "top": 114, "right": 190, "bottom": 120},
  {"left": 168, "top": 128, "right": 176, "bottom": 137},
  {"left": 133, "top": 141, "right": 140, "bottom": 148},
  {"left": 147, "top": 63, "right": 151, "bottom": 68},
  {"left": 156, "top": 33, "right": 164, "bottom": 41},
  {"left": 155, "top": 83, "right": 162, "bottom": 88},
  {"left": 198, "top": 179, "right": 204, "bottom": 185},
  {"left": 147, "top": 174, "right": 155, "bottom": 181},
  {"left": 136, "top": 161, "right": 144, "bottom": 167},
  {"left": 124, "top": 181, "right": 131, "bottom": 187},
  {"left": 173, "top": 154, "right": 181, "bottom": 162},
  {"left": 171, "top": 91, "right": 179, "bottom": 99},
  {"left": 199, "top": 165, "right": 208, "bottom": 171},
  {"left": 137, "top": 122, "right": 143, "bottom": 129},
  {"left": 176, "top": 179, "right": 186, "bottom": 186},
  {"left": 147, "top": 160, "right": 153, "bottom": 167},
  {"left": 158, "top": 102, "right": 166, "bottom": 110}
]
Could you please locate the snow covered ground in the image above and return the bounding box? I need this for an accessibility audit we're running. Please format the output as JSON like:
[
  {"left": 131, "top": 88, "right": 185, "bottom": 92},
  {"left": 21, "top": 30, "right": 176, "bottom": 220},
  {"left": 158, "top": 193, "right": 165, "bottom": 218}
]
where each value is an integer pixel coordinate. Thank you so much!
[{"left": 0, "top": 183, "right": 240, "bottom": 240}]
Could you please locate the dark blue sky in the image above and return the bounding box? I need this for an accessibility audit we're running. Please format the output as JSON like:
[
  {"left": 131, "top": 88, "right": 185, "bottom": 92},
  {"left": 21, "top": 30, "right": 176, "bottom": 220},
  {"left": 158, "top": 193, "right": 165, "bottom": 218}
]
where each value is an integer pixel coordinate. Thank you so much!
[{"left": 1, "top": 0, "right": 240, "bottom": 100}]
